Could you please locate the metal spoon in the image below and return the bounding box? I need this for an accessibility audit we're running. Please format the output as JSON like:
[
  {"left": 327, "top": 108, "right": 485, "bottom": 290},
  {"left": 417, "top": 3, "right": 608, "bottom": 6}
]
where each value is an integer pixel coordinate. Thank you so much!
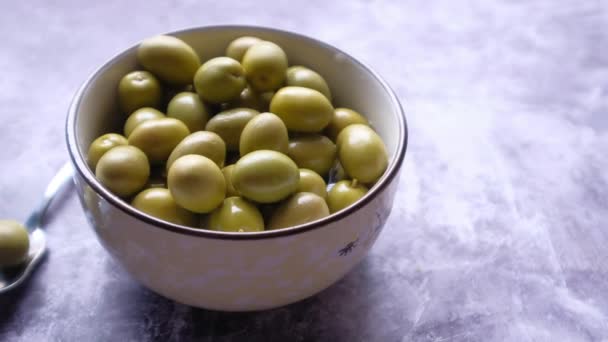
[{"left": 0, "top": 162, "right": 74, "bottom": 293}]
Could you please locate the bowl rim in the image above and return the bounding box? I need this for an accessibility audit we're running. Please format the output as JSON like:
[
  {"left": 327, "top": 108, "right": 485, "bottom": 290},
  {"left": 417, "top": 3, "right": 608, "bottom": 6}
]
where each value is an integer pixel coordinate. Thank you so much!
[{"left": 66, "top": 24, "right": 408, "bottom": 240}]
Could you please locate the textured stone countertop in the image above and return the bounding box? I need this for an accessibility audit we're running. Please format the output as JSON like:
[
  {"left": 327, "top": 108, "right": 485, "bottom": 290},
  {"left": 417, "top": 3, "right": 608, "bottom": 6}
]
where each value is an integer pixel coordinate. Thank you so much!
[{"left": 1, "top": 1, "right": 607, "bottom": 341}]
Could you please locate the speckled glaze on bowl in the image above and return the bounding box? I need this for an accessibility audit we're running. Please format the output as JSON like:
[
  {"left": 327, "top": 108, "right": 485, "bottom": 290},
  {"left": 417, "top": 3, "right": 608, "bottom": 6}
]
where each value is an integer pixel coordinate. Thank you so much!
[{"left": 66, "top": 26, "right": 407, "bottom": 311}]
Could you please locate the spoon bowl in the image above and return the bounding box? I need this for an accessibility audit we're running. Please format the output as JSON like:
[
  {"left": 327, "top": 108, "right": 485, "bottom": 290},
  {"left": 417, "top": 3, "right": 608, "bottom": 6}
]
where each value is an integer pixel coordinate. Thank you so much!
[
  {"left": 0, "top": 162, "right": 73, "bottom": 294},
  {"left": 0, "top": 230, "right": 46, "bottom": 292}
]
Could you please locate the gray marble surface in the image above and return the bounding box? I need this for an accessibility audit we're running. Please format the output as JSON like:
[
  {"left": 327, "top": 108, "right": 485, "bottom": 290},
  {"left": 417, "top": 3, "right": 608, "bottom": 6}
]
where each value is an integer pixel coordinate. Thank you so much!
[{"left": 1, "top": 0, "right": 607, "bottom": 341}]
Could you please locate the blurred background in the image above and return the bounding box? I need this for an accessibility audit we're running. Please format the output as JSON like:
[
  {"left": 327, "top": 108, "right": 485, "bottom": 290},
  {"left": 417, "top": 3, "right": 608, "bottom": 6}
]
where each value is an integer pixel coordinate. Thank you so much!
[{"left": 1, "top": 1, "right": 607, "bottom": 341}]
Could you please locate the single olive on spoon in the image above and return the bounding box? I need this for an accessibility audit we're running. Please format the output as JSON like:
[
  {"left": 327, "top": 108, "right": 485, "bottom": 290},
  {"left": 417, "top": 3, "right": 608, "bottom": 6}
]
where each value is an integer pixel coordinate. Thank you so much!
[{"left": 0, "top": 162, "right": 73, "bottom": 293}]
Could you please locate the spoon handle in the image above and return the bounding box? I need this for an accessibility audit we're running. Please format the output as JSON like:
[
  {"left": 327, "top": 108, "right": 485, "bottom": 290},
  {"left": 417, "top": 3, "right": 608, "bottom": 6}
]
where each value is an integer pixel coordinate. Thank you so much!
[{"left": 24, "top": 162, "right": 74, "bottom": 231}]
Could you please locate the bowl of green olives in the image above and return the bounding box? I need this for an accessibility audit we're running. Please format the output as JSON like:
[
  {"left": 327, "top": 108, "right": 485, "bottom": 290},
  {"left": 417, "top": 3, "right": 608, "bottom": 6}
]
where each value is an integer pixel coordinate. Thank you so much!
[{"left": 66, "top": 25, "right": 407, "bottom": 311}]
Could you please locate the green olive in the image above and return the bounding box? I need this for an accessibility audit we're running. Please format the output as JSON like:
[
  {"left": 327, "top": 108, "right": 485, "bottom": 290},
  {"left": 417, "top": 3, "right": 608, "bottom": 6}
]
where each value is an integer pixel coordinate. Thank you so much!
[
  {"left": 137, "top": 35, "right": 201, "bottom": 86},
  {"left": 287, "top": 134, "right": 336, "bottom": 176},
  {"left": 225, "top": 86, "right": 262, "bottom": 111},
  {"left": 234, "top": 86, "right": 263, "bottom": 111},
  {"left": 269, "top": 86, "right": 333, "bottom": 132},
  {"left": 225, "top": 86, "right": 260, "bottom": 111},
  {"left": 95, "top": 145, "right": 150, "bottom": 198},
  {"left": 163, "top": 84, "right": 195, "bottom": 108},
  {"left": 297, "top": 169, "right": 327, "bottom": 199},
  {"left": 225, "top": 36, "right": 262, "bottom": 62},
  {"left": 87, "top": 133, "right": 128, "bottom": 170},
  {"left": 194, "top": 57, "right": 246, "bottom": 104},
  {"left": 226, "top": 87, "right": 275, "bottom": 113},
  {"left": 286, "top": 66, "right": 332, "bottom": 101},
  {"left": 327, "top": 180, "right": 368, "bottom": 213},
  {"left": 208, "top": 197, "right": 264, "bottom": 232},
  {"left": 166, "top": 131, "right": 226, "bottom": 170},
  {"left": 128, "top": 117, "right": 190, "bottom": 164},
  {"left": 239, "top": 112, "right": 288, "bottom": 156},
  {"left": 267, "top": 192, "right": 329, "bottom": 230},
  {"left": 118, "top": 70, "right": 163, "bottom": 114},
  {"left": 167, "top": 92, "right": 210, "bottom": 132},
  {"left": 0, "top": 220, "right": 30, "bottom": 267},
  {"left": 242, "top": 41, "right": 288, "bottom": 92},
  {"left": 123, "top": 107, "right": 165, "bottom": 137},
  {"left": 132, "top": 188, "right": 198, "bottom": 227},
  {"left": 221, "top": 165, "right": 239, "bottom": 197},
  {"left": 231, "top": 150, "right": 299, "bottom": 203},
  {"left": 325, "top": 107, "right": 369, "bottom": 141},
  {"left": 337, "top": 124, "right": 388, "bottom": 183},
  {"left": 205, "top": 107, "right": 258, "bottom": 151},
  {"left": 168, "top": 155, "right": 226, "bottom": 213}
]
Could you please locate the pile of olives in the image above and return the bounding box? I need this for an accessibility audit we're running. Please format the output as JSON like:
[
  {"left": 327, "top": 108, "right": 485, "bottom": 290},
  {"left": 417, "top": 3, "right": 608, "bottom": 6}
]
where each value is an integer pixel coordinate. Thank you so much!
[{"left": 88, "top": 34, "right": 388, "bottom": 232}]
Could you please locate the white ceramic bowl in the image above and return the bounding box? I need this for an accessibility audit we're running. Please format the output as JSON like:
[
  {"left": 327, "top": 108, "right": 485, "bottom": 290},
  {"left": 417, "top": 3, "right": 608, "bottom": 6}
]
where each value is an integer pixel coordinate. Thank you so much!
[{"left": 66, "top": 25, "right": 407, "bottom": 311}]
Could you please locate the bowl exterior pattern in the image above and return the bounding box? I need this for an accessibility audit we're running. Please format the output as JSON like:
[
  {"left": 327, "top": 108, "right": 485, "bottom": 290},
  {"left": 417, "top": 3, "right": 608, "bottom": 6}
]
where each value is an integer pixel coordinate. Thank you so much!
[{"left": 74, "top": 169, "right": 400, "bottom": 311}]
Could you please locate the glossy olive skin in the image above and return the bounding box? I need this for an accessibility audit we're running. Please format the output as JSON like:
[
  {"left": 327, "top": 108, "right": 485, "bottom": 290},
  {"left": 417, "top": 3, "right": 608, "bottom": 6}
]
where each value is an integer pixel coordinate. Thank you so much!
[
  {"left": 208, "top": 197, "right": 264, "bottom": 232},
  {"left": 226, "top": 87, "right": 275, "bottom": 113},
  {"left": 87, "top": 133, "right": 128, "bottom": 170},
  {"left": 231, "top": 150, "right": 299, "bottom": 203},
  {"left": 137, "top": 35, "right": 201, "bottom": 86},
  {"left": 326, "top": 107, "right": 369, "bottom": 141},
  {"left": 233, "top": 86, "right": 262, "bottom": 111},
  {"left": 226, "top": 86, "right": 262, "bottom": 111},
  {"left": 95, "top": 145, "right": 150, "bottom": 198},
  {"left": 242, "top": 41, "right": 288, "bottom": 92},
  {"left": 205, "top": 107, "right": 258, "bottom": 151},
  {"left": 128, "top": 117, "right": 190, "bottom": 164},
  {"left": 239, "top": 112, "right": 289, "bottom": 156},
  {"left": 167, "top": 92, "right": 209, "bottom": 132},
  {"left": 221, "top": 165, "right": 239, "bottom": 197},
  {"left": 168, "top": 155, "right": 226, "bottom": 213},
  {"left": 267, "top": 192, "right": 329, "bottom": 230},
  {"left": 327, "top": 180, "right": 368, "bottom": 213},
  {"left": 118, "top": 70, "right": 162, "bottom": 114},
  {"left": 225, "top": 36, "right": 262, "bottom": 62},
  {"left": 131, "top": 188, "right": 198, "bottom": 227},
  {"left": 123, "top": 107, "right": 165, "bottom": 137},
  {"left": 0, "top": 220, "right": 30, "bottom": 267},
  {"left": 297, "top": 169, "right": 327, "bottom": 199},
  {"left": 163, "top": 84, "right": 194, "bottom": 108},
  {"left": 166, "top": 131, "right": 226, "bottom": 170},
  {"left": 286, "top": 66, "right": 332, "bottom": 101},
  {"left": 194, "top": 57, "right": 246, "bottom": 104},
  {"left": 287, "top": 134, "right": 336, "bottom": 176},
  {"left": 337, "top": 124, "right": 388, "bottom": 183},
  {"left": 270, "top": 86, "right": 333, "bottom": 132}
]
